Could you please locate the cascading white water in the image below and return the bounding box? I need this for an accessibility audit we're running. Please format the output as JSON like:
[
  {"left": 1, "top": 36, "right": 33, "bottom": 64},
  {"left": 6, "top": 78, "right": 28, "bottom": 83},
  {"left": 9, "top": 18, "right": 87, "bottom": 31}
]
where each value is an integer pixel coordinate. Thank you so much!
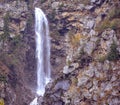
[
  {"left": 30, "top": 97, "right": 38, "bottom": 105},
  {"left": 30, "top": 7, "right": 51, "bottom": 105},
  {"left": 35, "top": 7, "right": 51, "bottom": 96}
]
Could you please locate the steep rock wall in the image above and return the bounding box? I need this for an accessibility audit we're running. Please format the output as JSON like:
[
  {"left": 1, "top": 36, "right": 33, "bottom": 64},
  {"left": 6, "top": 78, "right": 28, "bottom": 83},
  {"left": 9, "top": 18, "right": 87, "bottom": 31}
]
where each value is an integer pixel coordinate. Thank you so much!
[
  {"left": 40, "top": 0, "right": 120, "bottom": 105},
  {"left": 0, "top": 0, "right": 120, "bottom": 105},
  {"left": 0, "top": 1, "right": 36, "bottom": 105}
]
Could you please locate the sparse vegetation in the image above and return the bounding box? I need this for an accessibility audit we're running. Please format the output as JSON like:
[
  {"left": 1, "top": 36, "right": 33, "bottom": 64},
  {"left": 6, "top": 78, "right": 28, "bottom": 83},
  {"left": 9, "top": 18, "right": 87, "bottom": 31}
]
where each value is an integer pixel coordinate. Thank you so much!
[
  {"left": 69, "top": 33, "right": 82, "bottom": 48},
  {"left": 1, "top": 12, "right": 10, "bottom": 41},
  {"left": 95, "top": 18, "right": 110, "bottom": 32},
  {"left": 107, "top": 41, "right": 119, "bottom": 61},
  {"left": 79, "top": 48, "right": 85, "bottom": 57},
  {"left": 96, "top": 18, "right": 120, "bottom": 32},
  {"left": 78, "top": 0, "right": 90, "bottom": 5},
  {"left": 10, "top": 35, "right": 22, "bottom": 47},
  {"left": 0, "top": 99, "right": 4, "bottom": 105},
  {"left": 109, "top": 6, "right": 120, "bottom": 19},
  {"left": 71, "top": 77, "right": 78, "bottom": 86},
  {"left": 27, "top": 0, "right": 33, "bottom": 10},
  {"left": 96, "top": 3, "right": 120, "bottom": 33},
  {"left": 48, "top": 10, "right": 56, "bottom": 22},
  {"left": 26, "top": 15, "right": 33, "bottom": 32},
  {"left": 97, "top": 41, "right": 120, "bottom": 62},
  {"left": 109, "top": 19, "right": 120, "bottom": 30},
  {"left": 66, "top": 60, "right": 71, "bottom": 67}
]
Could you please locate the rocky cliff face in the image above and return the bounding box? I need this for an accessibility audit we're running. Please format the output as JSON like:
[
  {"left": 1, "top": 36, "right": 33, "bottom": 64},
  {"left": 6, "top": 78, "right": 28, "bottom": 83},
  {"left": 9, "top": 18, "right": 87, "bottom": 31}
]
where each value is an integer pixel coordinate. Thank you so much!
[
  {"left": 0, "top": 0, "right": 120, "bottom": 105},
  {"left": 0, "top": 1, "right": 36, "bottom": 105},
  {"left": 41, "top": 0, "right": 120, "bottom": 105}
]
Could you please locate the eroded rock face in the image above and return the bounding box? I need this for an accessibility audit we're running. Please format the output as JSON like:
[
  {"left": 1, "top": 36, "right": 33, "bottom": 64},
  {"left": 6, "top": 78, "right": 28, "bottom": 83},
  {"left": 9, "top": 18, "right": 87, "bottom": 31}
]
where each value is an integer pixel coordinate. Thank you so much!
[
  {"left": 0, "top": 1, "right": 35, "bottom": 105},
  {"left": 0, "top": 0, "right": 120, "bottom": 105},
  {"left": 0, "top": 1, "right": 28, "bottom": 37},
  {"left": 41, "top": 0, "right": 120, "bottom": 105}
]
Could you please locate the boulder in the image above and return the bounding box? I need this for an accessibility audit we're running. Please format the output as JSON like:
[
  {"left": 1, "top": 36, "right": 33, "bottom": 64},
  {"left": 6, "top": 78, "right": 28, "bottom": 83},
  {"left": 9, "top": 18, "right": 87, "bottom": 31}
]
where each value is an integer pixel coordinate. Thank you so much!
[
  {"left": 52, "top": 2, "right": 60, "bottom": 10},
  {"left": 63, "top": 63, "right": 79, "bottom": 74},
  {"left": 84, "top": 41, "right": 96, "bottom": 55},
  {"left": 54, "top": 80, "right": 70, "bottom": 91},
  {"left": 77, "top": 76, "right": 89, "bottom": 86}
]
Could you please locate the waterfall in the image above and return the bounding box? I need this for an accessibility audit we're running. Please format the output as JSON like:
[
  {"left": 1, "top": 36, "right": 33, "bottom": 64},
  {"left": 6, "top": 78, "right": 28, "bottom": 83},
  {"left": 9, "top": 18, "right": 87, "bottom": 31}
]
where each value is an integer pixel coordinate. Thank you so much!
[
  {"left": 30, "top": 7, "right": 51, "bottom": 105},
  {"left": 30, "top": 98, "right": 38, "bottom": 105},
  {"left": 35, "top": 7, "right": 51, "bottom": 96}
]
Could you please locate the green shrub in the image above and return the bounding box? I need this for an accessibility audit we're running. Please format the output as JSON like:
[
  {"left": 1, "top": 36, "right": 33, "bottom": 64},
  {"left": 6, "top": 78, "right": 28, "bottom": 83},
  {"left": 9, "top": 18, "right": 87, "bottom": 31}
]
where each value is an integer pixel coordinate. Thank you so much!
[
  {"left": 107, "top": 41, "right": 119, "bottom": 61},
  {"left": 40, "top": 0, "right": 46, "bottom": 3},
  {"left": 0, "top": 74, "right": 6, "bottom": 82},
  {"left": 98, "top": 56, "right": 107, "bottom": 63}
]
